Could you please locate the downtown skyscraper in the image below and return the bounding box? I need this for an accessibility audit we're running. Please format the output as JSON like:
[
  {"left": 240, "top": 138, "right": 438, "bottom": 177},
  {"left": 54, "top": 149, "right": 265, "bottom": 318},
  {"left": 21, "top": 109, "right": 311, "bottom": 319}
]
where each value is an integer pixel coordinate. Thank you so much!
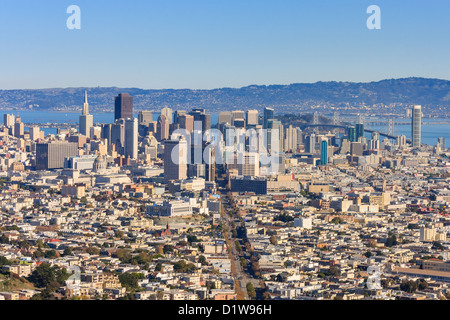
[
  {"left": 124, "top": 118, "right": 138, "bottom": 160},
  {"left": 411, "top": 105, "right": 422, "bottom": 148},
  {"left": 115, "top": 93, "right": 133, "bottom": 121},
  {"left": 79, "top": 91, "right": 93, "bottom": 138}
]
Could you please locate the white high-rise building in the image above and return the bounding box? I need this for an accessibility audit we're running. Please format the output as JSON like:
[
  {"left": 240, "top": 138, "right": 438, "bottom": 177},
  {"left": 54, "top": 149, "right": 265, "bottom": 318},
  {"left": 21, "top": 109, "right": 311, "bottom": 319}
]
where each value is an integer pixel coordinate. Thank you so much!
[
  {"left": 30, "top": 126, "right": 41, "bottom": 141},
  {"left": 79, "top": 91, "right": 93, "bottom": 138},
  {"left": 284, "top": 125, "right": 298, "bottom": 152},
  {"left": 411, "top": 105, "right": 422, "bottom": 148},
  {"left": 124, "top": 118, "right": 138, "bottom": 159},
  {"left": 246, "top": 110, "right": 259, "bottom": 126},
  {"left": 161, "top": 107, "right": 173, "bottom": 124},
  {"left": 3, "top": 114, "right": 14, "bottom": 127}
]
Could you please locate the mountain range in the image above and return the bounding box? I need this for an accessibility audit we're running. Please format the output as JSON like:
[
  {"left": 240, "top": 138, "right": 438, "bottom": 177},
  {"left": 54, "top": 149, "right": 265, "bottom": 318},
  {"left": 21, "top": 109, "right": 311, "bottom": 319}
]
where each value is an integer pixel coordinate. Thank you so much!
[{"left": 0, "top": 77, "right": 449, "bottom": 115}]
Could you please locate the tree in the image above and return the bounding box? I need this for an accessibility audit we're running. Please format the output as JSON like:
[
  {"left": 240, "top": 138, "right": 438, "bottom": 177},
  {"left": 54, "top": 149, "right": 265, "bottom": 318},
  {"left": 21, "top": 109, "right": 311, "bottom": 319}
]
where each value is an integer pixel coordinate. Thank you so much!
[
  {"left": 44, "top": 250, "right": 59, "bottom": 259},
  {"left": 269, "top": 235, "right": 278, "bottom": 245},
  {"left": 86, "top": 247, "right": 101, "bottom": 255},
  {"left": 328, "top": 266, "right": 340, "bottom": 277},
  {"left": 0, "top": 256, "right": 11, "bottom": 267},
  {"left": 400, "top": 280, "right": 417, "bottom": 293},
  {"left": 246, "top": 282, "right": 256, "bottom": 299},
  {"left": 173, "top": 260, "right": 197, "bottom": 273},
  {"left": 33, "top": 249, "right": 45, "bottom": 259},
  {"left": 385, "top": 233, "right": 398, "bottom": 247},
  {"left": 119, "top": 273, "right": 145, "bottom": 292},
  {"left": 417, "top": 279, "right": 428, "bottom": 291},
  {"left": 240, "top": 257, "right": 248, "bottom": 268},
  {"left": 198, "top": 255, "right": 208, "bottom": 266},
  {"left": 187, "top": 235, "right": 199, "bottom": 244},
  {"left": 63, "top": 247, "right": 73, "bottom": 256},
  {"left": 432, "top": 241, "right": 444, "bottom": 250},
  {"left": 331, "top": 217, "right": 343, "bottom": 224},
  {"left": 27, "top": 264, "right": 70, "bottom": 292},
  {"left": 163, "top": 245, "right": 174, "bottom": 254},
  {"left": 364, "top": 251, "right": 373, "bottom": 258},
  {"left": 235, "top": 241, "right": 242, "bottom": 253},
  {"left": 0, "top": 235, "right": 9, "bottom": 244},
  {"left": 154, "top": 263, "right": 163, "bottom": 272}
]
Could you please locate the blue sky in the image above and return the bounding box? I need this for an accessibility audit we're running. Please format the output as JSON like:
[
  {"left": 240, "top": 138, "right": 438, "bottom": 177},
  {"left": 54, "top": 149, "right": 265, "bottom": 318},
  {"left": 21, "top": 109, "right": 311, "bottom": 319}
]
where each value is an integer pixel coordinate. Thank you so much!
[{"left": 0, "top": 0, "right": 449, "bottom": 89}]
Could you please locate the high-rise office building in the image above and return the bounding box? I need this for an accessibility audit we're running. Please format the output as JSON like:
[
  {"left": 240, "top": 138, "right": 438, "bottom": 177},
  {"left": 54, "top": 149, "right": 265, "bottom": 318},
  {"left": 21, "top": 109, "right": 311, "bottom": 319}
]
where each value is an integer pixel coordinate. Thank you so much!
[
  {"left": 3, "top": 114, "right": 14, "bottom": 127},
  {"left": 438, "top": 137, "right": 446, "bottom": 151},
  {"left": 111, "top": 119, "right": 126, "bottom": 152},
  {"left": 124, "top": 118, "right": 138, "bottom": 159},
  {"left": 114, "top": 93, "right": 133, "bottom": 121},
  {"left": 138, "top": 111, "right": 153, "bottom": 125},
  {"left": 284, "top": 125, "right": 298, "bottom": 152},
  {"left": 320, "top": 139, "right": 328, "bottom": 165},
  {"left": 232, "top": 110, "right": 245, "bottom": 126},
  {"left": 267, "top": 119, "right": 283, "bottom": 152},
  {"left": 164, "top": 137, "right": 188, "bottom": 183},
  {"left": 189, "top": 109, "right": 211, "bottom": 142},
  {"left": 29, "top": 126, "right": 41, "bottom": 141},
  {"left": 305, "top": 134, "right": 316, "bottom": 154},
  {"left": 157, "top": 115, "right": 170, "bottom": 141},
  {"left": 350, "top": 142, "right": 363, "bottom": 156},
  {"left": 14, "top": 116, "right": 24, "bottom": 138},
  {"left": 218, "top": 111, "right": 232, "bottom": 125},
  {"left": 36, "top": 142, "right": 78, "bottom": 170},
  {"left": 372, "top": 132, "right": 380, "bottom": 141},
  {"left": 246, "top": 110, "right": 259, "bottom": 127},
  {"left": 263, "top": 107, "right": 274, "bottom": 129},
  {"left": 411, "top": 105, "right": 422, "bottom": 148},
  {"left": 161, "top": 107, "right": 173, "bottom": 124},
  {"left": 189, "top": 109, "right": 211, "bottom": 133},
  {"left": 173, "top": 110, "right": 186, "bottom": 125},
  {"left": 79, "top": 91, "right": 94, "bottom": 138},
  {"left": 238, "top": 152, "right": 260, "bottom": 176},
  {"left": 355, "top": 123, "right": 364, "bottom": 140},
  {"left": 347, "top": 126, "right": 357, "bottom": 142},
  {"left": 204, "top": 142, "right": 216, "bottom": 182},
  {"left": 397, "top": 135, "right": 407, "bottom": 148},
  {"left": 296, "top": 128, "right": 303, "bottom": 147},
  {"left": 179, "top": 114, "right": 194, "bottom": 132}
]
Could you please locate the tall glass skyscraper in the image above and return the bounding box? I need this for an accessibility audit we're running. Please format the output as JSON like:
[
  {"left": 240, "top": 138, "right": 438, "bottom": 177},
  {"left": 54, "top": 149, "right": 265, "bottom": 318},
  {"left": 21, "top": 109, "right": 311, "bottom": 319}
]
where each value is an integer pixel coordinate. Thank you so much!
[
  {"left": 347, "top": 126, "right": 357, "bottom": 142},
  {"left": 411, "top": 105, "right": 422, "bottom": 148},
  {"left": 263, "top": 107, "right": 274, "bottom": 129},
  {"left": 355, "top": 123, "right": 364, "bottom": 140},
  {"left": 321, "top": 139, "right": 328, "bottom": 165},
  {"left": 114, "top": 93, "right": 133, "bottom": 121}
]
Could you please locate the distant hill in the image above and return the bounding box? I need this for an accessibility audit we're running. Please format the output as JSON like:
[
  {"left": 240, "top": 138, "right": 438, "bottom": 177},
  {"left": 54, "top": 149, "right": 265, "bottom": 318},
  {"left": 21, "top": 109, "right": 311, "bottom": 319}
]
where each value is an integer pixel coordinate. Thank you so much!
[{"left": 0, "top": 77, "right": 449, "bottom": 115}]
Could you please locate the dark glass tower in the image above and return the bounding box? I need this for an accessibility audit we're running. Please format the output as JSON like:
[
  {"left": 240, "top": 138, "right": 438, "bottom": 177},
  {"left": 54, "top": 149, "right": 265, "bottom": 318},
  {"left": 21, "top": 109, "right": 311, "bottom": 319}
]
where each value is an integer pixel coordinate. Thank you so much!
[
  {"left": 263, "top": 107, "right": 274, "bottom": 129},
  {"left": 355, "top": 123, "right": 364, "bottom": 140},
  {"left": 114, "top": 93, "right": 133, "bottom": 121}
]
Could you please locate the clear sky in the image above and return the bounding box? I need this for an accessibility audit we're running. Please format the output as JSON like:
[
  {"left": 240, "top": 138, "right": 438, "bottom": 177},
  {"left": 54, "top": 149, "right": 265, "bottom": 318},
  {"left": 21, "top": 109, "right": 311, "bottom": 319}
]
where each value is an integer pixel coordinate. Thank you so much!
[{"left": 0, "top": 0, "right": 449, "bottom": 90}]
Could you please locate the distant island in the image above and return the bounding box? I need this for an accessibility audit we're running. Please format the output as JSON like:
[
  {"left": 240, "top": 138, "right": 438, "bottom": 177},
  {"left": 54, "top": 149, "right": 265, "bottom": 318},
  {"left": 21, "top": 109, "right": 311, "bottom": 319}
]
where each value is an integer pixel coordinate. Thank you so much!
[{"left": 1, "top": 77, "right": 449, "bottom": 117}]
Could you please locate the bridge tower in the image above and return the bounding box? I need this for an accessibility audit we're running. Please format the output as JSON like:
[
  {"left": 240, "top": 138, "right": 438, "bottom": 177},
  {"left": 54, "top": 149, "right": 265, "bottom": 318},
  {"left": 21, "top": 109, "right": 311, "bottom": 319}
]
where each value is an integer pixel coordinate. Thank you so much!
[
  {"left": 388, "top": 119, "right": 394, "bottom": 137},
  {"left": 333, "top": 112, "right": 339, "bottom": 135},
  {"left": 313, "top": 111, "right": 319, "bottom": 133}
]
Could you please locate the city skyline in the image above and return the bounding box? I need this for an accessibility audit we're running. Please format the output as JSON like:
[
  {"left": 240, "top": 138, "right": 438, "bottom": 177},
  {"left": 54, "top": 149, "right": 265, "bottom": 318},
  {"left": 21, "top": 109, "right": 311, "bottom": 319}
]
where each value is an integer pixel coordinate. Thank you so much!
[{"left": 0, "top": 0, "right": 449, "bottom": 307}]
